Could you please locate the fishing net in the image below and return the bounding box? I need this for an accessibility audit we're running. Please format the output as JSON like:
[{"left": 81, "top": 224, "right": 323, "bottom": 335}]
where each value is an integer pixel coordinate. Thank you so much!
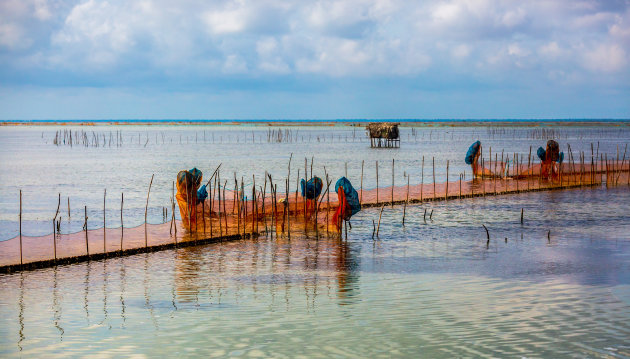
[
  {"left": 300, "top": 177, "right": 323, "bottom": 199},
  {"left": 176, "top": 168, "right": 203, "bottom": 230},
  {"left": 465, "top": 141, "right": 481, "bottom": 165}
]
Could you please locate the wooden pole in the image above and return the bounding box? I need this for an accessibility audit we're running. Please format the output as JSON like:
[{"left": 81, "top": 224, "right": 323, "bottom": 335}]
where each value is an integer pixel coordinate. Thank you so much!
[
  {"left": 403, "top": 174, "right": 409, "bottom": 225},
  {"left": 445, "top": 160, "right": 449, "bottom": 199},
  {"left": 391, "top": 159, "right": 394, "bottom": 206},
  {"left": 53, "top": 193, "right": 60, "bottom": 262},
  {"left": 432, "top": 157, "right": 435, "bottom": 201},
  {"left": 376, "top": 205, "right": 385, "bottom": 237},
  {"left": 19, "top": 190, "right": 23, "bottom": 266},
  {"left": 144, "top": 174, "right": 154, "bottom": 247},
  {"left": 360, "top": 160, "right": 364, "bottom": 203},
  {"left": 103, "top": 189, "right": 106, "bottom": 255},
  {"left": 421, "top": 156, "right": 424, "bottom": 202},
  {"left": 84, "top": 205, "right": 89, "bottom": 257},
  {"left": 376, "top": 161, "right": 379, "bottom": 205},
  {"left": 223, "top": 180, "right": 228, "bottom": 235},
  {"left": 121, "top": 192, "right": 124, "bottom": 251}
]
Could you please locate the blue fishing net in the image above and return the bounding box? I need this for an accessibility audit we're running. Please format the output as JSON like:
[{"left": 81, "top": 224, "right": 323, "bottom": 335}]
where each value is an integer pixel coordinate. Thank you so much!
[
  {"left": 189, "top": 167, "right": 203, "bottom": 187},
  {"left": 465, "top": 141, "right": 481, "bottom": 165},
  {"left": 537, "top": 147, "right": 546, "bottom": 161},
  {"left": 300, "top": 177, "right": 323, "bottom": 199},
  {"left": 558, "top": 152, "right": 564, "bottom": 164},
  {"left": 197, "top": 184, "right": 208, "bottom": 204},
  {"left": 335, "top": 177, "right": 361, "bottom": 217}
]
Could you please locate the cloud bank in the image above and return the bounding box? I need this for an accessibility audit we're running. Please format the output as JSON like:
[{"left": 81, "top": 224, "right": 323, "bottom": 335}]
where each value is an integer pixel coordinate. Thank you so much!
[{"left": 1, "top": 0, "right": 629, "bottom": 118}]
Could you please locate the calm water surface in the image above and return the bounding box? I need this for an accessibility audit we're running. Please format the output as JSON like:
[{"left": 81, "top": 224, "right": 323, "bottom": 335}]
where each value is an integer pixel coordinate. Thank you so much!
[
  {"left": 1, "top": 123, "right": 629, "bottom": 240},
  {"left": 1, "top": 186, "right": 629, "bottom": 357}
]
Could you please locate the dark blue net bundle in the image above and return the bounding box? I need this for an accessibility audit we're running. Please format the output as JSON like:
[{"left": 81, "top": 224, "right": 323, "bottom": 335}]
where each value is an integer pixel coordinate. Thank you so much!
[
  {"left": 335, "top": 177, "right": 361, "bottom": 217},
  {"left": 537, "top": 147, "right": 546, "bottom": 161},
  {"left": 196, "top": 185, "right": 208, "bottom": 204},
  {"left": 558, "top": 152, "right": 564, "bottom": 164},
  {"left": 189, "top": 167, "right": 203, "bottom": 187},
  {"left": 465, "top": 141, "right": 481, "bottom": 165},
  {"left": 300, "top": 177, "right": 323, "bottom": 199}
]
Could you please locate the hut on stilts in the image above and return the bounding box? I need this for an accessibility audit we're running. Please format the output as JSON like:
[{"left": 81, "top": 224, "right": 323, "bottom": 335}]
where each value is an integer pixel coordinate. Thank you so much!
[{"left": 367, "top": 123, "right": 400, "bottom": 148}]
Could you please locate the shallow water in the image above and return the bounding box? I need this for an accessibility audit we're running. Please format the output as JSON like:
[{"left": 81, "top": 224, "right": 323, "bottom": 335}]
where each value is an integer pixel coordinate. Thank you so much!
[
  {"left": 1, "top": 186, "right": 629, "bottom": 357},
  {"left": 1, "top": 123, "right": 629, "bottom": 240}
]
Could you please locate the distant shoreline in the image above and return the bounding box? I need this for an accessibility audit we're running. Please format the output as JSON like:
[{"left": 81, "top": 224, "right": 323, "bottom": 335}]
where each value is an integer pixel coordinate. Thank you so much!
[{"left": 1, "top": 119, "right": 629, "bottom": 127}]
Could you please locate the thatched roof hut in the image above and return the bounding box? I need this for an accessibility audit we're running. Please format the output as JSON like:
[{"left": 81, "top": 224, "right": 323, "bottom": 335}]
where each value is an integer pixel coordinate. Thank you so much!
[{"left": 366, "top": 123, "right": 400, "bottom": 140}]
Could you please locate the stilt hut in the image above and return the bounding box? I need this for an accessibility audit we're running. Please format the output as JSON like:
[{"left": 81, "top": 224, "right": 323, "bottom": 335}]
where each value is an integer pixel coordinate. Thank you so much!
[{"left": 367, "top": 122, "right": 400, "bottom": 148}]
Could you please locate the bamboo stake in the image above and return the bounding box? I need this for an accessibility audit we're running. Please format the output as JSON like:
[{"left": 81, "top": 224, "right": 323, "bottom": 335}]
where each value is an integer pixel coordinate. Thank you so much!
[
  {"left": 432, "top": 157, "right": 436, "bottom": 201},
  {"left": 121, "top": 193, "right": 124, "bottom": 250},
  {"left": 223, "top": 180, "right": 227, "bottom": 235},
  {"left": 403, "top": 174, "right": 409, "bottom": 226},
  {"left": 376, "top": 205, "right": 385, "bottom": 237},
  {"left": 391, "top": 159, "right": 394, "bottom": 206},
  {"left": 103, "top": 189, "right": 106, "bottom": 255},
  {"left": 144, "top": 174, "right": 154, "bottom": 247},
  {"left": 360, "top": 160, "right": 364, "bottom": 203},
  {"left": 421, "top": 156, "right": 424, "bottom": 202},
  {"left": 446, "top": 160, "right": 449, "bottom": 198},
  {"left": 84, "top": 205, "right": 89, "bottom": 257},
  {"left": 376, "top": 161, "right": 379, "bottom": 205},
  {"left": 53, "top": 193, "right": 60, "bottom": 261},
  {"left": 218, "top": 178, "right": 222, "bottom": 237}
]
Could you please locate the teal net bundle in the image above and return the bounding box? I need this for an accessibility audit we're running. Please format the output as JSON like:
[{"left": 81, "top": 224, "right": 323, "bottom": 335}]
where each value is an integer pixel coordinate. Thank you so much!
[
  {"left": 465, "top": 141, "right": 481, "bottom": 165},
  {"left": 300, "top": 177, "right": 323, "bottom": 199}
]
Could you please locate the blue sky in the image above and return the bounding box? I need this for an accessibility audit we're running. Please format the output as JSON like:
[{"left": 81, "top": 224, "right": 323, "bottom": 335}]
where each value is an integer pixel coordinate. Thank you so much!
[{"left": 1, "top": 0, "right": 629, "bottom": 120}]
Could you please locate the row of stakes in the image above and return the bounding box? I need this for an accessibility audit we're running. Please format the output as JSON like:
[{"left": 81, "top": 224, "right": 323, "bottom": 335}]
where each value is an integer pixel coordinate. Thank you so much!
[{"left": 13, "top": 144, "right": 630, "bottom": 269}]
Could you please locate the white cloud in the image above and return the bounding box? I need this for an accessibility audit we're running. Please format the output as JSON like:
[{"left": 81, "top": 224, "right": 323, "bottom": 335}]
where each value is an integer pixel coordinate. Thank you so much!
[
  {"left": 582, "top": 43, "right": 627, "bottom": 72},
  {"left": 0, "top": 0, "right": 628, "bottom": 82}
]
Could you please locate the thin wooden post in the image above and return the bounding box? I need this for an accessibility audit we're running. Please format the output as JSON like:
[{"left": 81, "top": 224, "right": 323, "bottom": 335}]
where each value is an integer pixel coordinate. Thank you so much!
[
  {"left": 421, "top": 156, "right": 424, "bottom": 202},
  {"left": 360, "top": 160, "right": 364, "bottom": 203},
  {"left": 403, "top": 174, "right": 409, "bottom": 225},
  {"left": 19, "top": 190, "right": 23, "bottom": 266},
  {"left": 528, "top": 147, "right": 532, "bottom": 191},
  {"left": 445, "top": 160, "right": 449, "bottom": 198},
  {"left": 391, "top": 159, "right": 394, "bottom": 206},
  {"left": 223, "top": 180, "right": 228, "bottom": 235},
  {"left": 84, "top": 205, "right": 89, "bottom": 257},
  {"left": 376, "top": 205, "right": 385, "bottom": 237},
  {"left": 376, "top": 161, "right": 379, "bottom": 205},
  {"left": 144, "top": 174, "right": 154, "bottom": 248},
  {"left": 432, "top": 157, "right": 435, "bottom": 201},
  {"left": 121, "top": 192, "right": 124, "bottom": 251},
  {"left": 103, "top": 189, "right": 106, "bottom": 255}
]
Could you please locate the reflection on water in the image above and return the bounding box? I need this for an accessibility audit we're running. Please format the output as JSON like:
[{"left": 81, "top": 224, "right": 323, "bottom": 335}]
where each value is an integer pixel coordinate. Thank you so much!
[{"left": 0, "top": 186, "right": 629, "bottom": 357}]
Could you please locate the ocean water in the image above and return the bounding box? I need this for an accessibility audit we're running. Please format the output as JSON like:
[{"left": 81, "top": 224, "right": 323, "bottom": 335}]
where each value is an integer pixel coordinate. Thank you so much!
[
  {"left": 1, "top": 122, "right": 630, "bottom": 357},
  {"left": 1, "top": 123, "right": 629, "bottom": 241},
  {"left": 0, "top": 186, "right": 629, "bottom": 357}
]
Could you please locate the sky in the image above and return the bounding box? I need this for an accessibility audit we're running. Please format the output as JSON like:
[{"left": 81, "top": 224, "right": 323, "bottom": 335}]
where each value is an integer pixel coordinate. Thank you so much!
[{"left": 0, "top": 0, "right": 629, "bottom": 120}]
